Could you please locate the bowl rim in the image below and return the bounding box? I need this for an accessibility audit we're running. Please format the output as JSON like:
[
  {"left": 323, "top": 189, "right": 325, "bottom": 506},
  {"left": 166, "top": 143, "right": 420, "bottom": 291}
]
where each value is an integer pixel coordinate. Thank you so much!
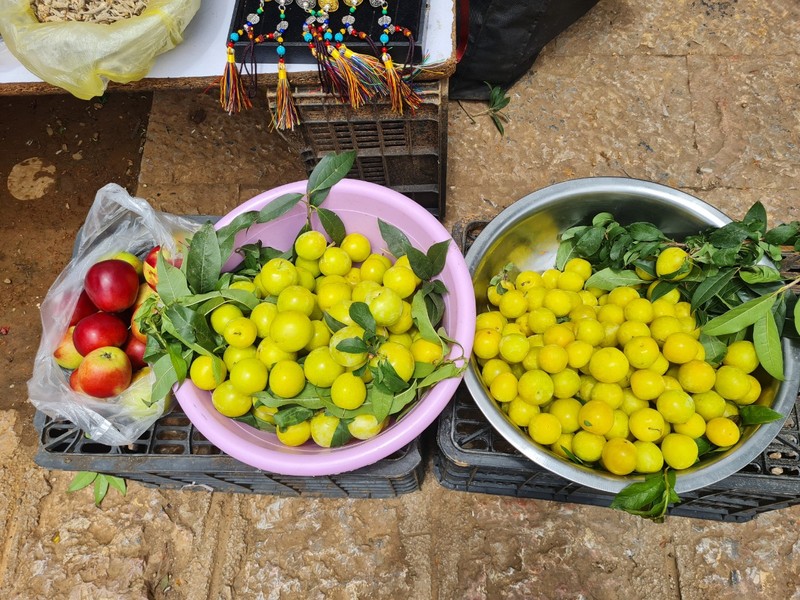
[
  {"left": 464, "top": 176, "right": 800, "bottom": 494},
  {"left": 174, "top": 178, "right": 476, "bottom": 476}
]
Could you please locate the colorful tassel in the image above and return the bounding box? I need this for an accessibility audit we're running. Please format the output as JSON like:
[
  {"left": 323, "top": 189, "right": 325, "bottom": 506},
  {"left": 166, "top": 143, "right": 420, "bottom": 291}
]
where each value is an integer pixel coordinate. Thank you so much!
[
  {"left": 329, "top": 47, "right": 370, "bottom": 108},
  {"left": 341, "top": 45, "right": 387, "bottom": 99},
  {"left": 274, "top": 61, "right": 300, "bottom": 130},
  {"left": 381, "top": 52, "right": 421, "bottom": 115},
  {"left": 220, "top": 48, "right": 252, "bottom": 115}
]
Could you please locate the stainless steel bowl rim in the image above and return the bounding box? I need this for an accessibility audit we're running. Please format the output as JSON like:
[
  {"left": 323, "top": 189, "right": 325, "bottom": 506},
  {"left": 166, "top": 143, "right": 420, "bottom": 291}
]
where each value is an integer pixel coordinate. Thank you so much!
[{"left": 464, "top": 177, "right": 800, "bottom": 494}]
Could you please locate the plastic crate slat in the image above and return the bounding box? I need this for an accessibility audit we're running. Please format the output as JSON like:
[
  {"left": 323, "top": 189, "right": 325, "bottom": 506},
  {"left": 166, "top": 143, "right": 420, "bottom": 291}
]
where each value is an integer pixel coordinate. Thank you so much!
[
  {"left": 35, "top": 405, "right": 425, "bottom": 498},
  {"left": 435, "top": 382, "right": 800, "bottom": 522}
]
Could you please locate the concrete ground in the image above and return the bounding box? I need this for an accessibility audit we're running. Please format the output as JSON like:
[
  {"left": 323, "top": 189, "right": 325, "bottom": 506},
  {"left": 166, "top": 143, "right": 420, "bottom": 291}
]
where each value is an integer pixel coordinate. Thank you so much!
[{"left": 3, "top": 0, "right": 800, "bottom": 598}]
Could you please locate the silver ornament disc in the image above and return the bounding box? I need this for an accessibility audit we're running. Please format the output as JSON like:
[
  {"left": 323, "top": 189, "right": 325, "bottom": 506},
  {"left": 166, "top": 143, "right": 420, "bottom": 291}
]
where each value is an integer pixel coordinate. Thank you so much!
[
  {"left": 247, "top": 13, "right": 260, "bottom": 24},
  {"left": 369, "top": 0, "right": 383, "bottom": 7},
  {"left": 341, "top": 15, "right": 355, "bottom": 24},
  {"left": 277, "top": 20, "right": 289, "bottom": 31},
  {"left": 378, "top": 15, "right": 391, "bottom": 25}
]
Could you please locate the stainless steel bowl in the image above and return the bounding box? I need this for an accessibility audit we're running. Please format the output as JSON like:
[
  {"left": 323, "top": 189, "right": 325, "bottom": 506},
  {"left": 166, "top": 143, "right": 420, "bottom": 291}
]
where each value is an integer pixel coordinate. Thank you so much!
[{"left": 464, "top": 177, "right": 800, "bottom": 494}]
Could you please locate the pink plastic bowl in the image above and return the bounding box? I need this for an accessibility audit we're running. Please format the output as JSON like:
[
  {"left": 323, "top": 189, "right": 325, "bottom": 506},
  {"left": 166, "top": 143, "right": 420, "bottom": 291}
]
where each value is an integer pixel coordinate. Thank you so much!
[{"left": 174, "top": 179, "right": 476, "bottom": 476}]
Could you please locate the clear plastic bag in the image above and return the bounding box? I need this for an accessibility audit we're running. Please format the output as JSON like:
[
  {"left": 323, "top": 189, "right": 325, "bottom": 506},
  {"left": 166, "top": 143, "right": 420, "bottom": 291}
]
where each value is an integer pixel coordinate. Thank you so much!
[
  {"left": 0, "top": 0, "right": 200, "bottom": 99},
  {"left": 28, "top": 183, "right": 202, "bottom": 446}
]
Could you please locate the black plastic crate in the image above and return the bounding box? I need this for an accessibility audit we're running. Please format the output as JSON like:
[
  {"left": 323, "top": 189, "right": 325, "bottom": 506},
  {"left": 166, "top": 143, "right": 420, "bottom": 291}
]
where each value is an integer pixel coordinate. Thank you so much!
[
  {"left": 272, "top": 80, "right": 447, "bottom": 220},
  {"left": 434, "top": 384, "right": 800, "bottom": 522},
  {"left": 229, "top": 0, "right": 427, "bottom": 65},
  {"left": 34, "top": 406, "right": 424, "bottom": 498}
]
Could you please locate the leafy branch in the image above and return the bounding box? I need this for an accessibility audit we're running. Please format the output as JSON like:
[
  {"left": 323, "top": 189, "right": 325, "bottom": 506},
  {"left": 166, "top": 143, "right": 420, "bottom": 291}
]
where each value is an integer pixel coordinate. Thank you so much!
[
  {"left": 458, "top": 83, "right": 511, "bottom": 136},
  {"left": 67, "top": 471, "right": 126, "bottom": 506},
  {"left": 557, "top": 203, "right": 800, "bottom": 380}
]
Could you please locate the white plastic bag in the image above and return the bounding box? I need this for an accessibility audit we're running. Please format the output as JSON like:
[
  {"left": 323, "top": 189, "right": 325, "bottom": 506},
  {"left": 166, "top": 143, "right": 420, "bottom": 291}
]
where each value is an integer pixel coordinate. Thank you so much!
[{"left": 28, "top": 183, "right": 202, "bottom": 446}]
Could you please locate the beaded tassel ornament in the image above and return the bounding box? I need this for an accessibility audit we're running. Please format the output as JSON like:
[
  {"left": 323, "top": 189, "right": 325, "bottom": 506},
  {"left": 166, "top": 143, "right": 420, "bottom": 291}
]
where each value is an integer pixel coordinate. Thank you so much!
[
  {"left": 222, "top": 0, "right": 300, "bottom": 130},
  {"left": 220, "top": 36, "right": 252, "bottom": 114},
  {"left": 299, "top": 0, "right": 385, "bottom": 109},
  {"left": 271, "top": 0, "right": 301, "bottom": 129},
  {"left": 343, "top": 0, "right": 421, "bottom": 114}
]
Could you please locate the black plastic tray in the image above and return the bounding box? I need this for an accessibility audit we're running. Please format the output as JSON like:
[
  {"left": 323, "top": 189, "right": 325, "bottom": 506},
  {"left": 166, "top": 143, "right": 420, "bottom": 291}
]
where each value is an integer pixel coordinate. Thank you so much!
[
  {"left": 434, "top": 384, "right": 800, "bottom": 522},
  {"left": 34, "top": 405, "right": 425, "bottom": 498},
  {"left": 229, "top": 0, "right": 426, "bottom": 65}
]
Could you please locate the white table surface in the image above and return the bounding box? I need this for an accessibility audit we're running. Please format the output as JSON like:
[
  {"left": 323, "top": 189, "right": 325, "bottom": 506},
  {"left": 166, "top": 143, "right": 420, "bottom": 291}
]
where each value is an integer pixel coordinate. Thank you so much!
[{"left": 0, "top": 0, "right": 454, "bottom": 85}]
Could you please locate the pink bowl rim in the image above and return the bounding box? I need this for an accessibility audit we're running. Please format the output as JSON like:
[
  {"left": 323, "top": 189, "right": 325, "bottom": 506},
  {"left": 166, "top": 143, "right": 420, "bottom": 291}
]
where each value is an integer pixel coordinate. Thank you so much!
[{"left": 175, "top": 179, "right": 476, "bottom": 476}]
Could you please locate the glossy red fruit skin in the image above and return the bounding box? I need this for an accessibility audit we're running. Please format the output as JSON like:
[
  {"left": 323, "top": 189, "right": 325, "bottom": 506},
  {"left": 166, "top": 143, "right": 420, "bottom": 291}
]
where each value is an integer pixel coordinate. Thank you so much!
[
  {"left": 73, "top": 312, "right": 129, "bottom": 356},
  {"left": 143, "top": 246, "right": 183, "bottom": 291},
  {"left": 75, "top": 346, "right": 132, "bottom": 398},
  {"left": 143, "top": 246, "right": 161, "bottom": 290},
  {"left": 84, "top": 259, "right": 140, "bottom": 313},
  {"left": 69, "top": 290, "right": 99, "bottom": 326},
  {"left": 69, "top": 369, "right": 83, "bottom": 392},
  {"left": 123, "top": 334, "right": 148, "bottom": 371}
]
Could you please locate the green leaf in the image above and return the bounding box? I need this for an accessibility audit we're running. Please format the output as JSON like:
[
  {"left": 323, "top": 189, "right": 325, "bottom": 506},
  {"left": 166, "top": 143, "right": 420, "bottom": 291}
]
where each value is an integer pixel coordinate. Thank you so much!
[
  {"left": 105, "top": 475, "right": 127, "bottom": 497},
  {"left": 388, "top": 383, "right": 418, "bottom": 416},
  {"left": 426, "top": 240, "right": 450, "bottom": 278},
  {"left": 378, "top": 219, "right": 411, "bottom": 257},
  {"left": 699, "top": 334, "right": 727, "bottom": 366},
  {"left": 753, "top": 313, "right": 784, "bottom": 381},
  {"left": 94, "top": 474, "right": 110, "bottom": 506},
  {"left": 740, "top": 266, "right": 783, "bottom": 285},
  {"left": 575, "top": 227, "right": 605, "bottom": 256},
  {"left": 273, "top": 406, "right": 314, "bottom": 429},
  {"left": 163, "top": 305, "right": 201, "bottom": 347},
  {"left": 695, "top": 436, "right": 715, "bottom": 457},
  {"left": 490, "top": 113, "right": 505, "bottom": 136},
  {"left": 555, "top": 239, "right": 577, "bottom": 271},
  {"left": 185, "top": 222, "right": 222, "bottom": 294},
  {"left": 560, "top": 225, "right": 589, "bottom": 242},
  {"left": 375, "top": 360, "right": 410, "bottom": 393},
  {"left": 592, "top": 213, "right": 615, "bottom": 228},
  {"left": 329, "top": 420, "right": 353, "bottom": 447},
  {"left": 739, "top": 405, "right": 784, "bottom": 426},
  {"left": 237, "top": 242, "right": 264, "bottom": 272},
  {"left": 764, "top": 223, "right": 799, "bottom": 245},
  {"left": 708, "top": 222, "right": 753, "bottom": 248},
  {"left": 323, "top": 312, "right": 347, "bottom": 333},
  {"left": 417, "top": 361, "right": 464, "bottom": 388},
  {"left": 369, "top": 384, "right": 395, "bottom": 422},
  {"left": 743, "top": 202, "right": 768, "bottom": 235},
  {"left": 349, "top": 302, "right": 376, "bottom": 336},
  {"left": 702, "top": 294, "right": 776, "bottom": 337},
  {"left": 254, "top": 385, "right": 328, "bottom": 410},
  {"left": 216, "top": 211, "right": 258, "bottom": 261},
  {"left": 308, "top": 151, "right": 356, "bottom": 206},
  {"left": 254, "top": 193, "right": 305, "bottom": 228},
  {"left": 628, "top": 223, "right": 665, "bottom": 242},
  {"left": 794, "top": 295, "right": 800, "bottom": 337},
  {"left": 336, "top": 337, "right": 369, "bottom": 354},
  {"left": 406, "top": 246, "right": 433, "bottom": 280},
  {"left": 219, "top": 288, "right": 260, "bottom": 312},
  {"left": 151, "top": 353, "right": 180, "bottom": 402},
  {"left": 317, "top": 206, "right": 346, "bottom": 245},
  {"left": 67, "top": 471, "right": 98, "bottom": 492},
  {"left": 156, "top": 253, "right": 191, "bottom": 304},
  {"left": 647, "top": 280, "right": 678, "bottom": 303},
  {"left": 690, "top": 268, "right": 736, "bottom": 310},
  {"left": 585, "top": 268, "right": 645, "bottom": 291},
  {"left": 411, "top": 287, "right": 441, "bottom": 344},
  {"left": 610, "top": 474, "right": 665, "bottom": 512}
]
